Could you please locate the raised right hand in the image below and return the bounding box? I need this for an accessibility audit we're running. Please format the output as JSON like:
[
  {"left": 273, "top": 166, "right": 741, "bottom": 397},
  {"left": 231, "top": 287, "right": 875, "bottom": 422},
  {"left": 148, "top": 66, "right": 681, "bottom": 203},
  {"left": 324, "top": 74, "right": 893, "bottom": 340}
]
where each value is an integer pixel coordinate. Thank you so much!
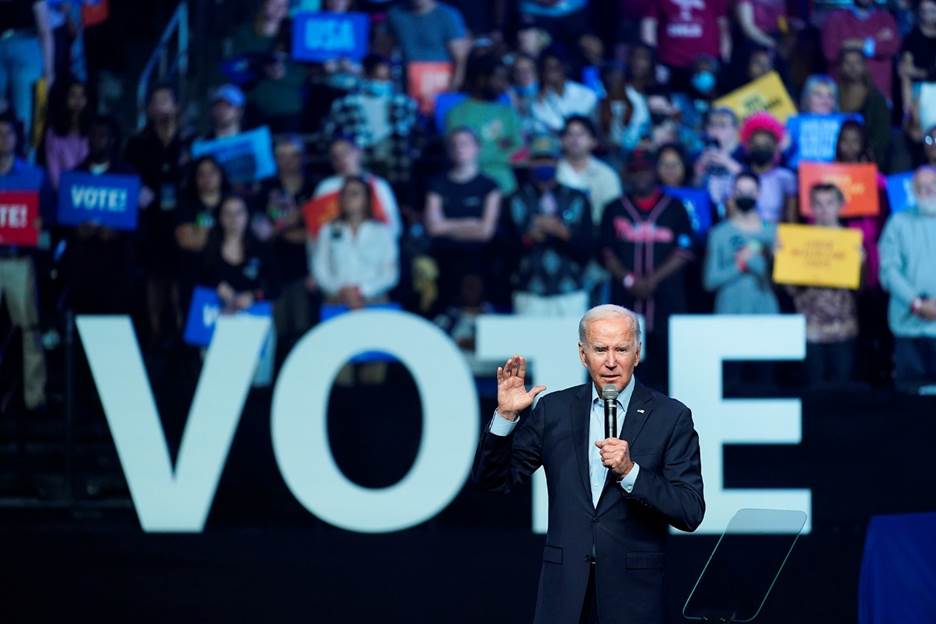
[{"left": 496, "top": 355, "right": 546, "bottom": 422}]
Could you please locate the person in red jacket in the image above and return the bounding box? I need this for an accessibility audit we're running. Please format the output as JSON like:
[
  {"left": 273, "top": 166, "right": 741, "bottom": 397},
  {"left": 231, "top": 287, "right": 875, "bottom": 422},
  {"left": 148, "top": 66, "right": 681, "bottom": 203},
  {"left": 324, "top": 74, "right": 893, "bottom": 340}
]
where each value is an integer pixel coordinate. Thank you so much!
[{"left": 821, "top": 0, "right": 900, "bottom": 103}]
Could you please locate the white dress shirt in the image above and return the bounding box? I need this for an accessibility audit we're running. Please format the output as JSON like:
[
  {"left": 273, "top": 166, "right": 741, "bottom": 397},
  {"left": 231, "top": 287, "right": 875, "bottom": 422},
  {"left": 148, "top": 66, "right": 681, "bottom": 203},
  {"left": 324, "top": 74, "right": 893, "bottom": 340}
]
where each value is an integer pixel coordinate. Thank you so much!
[
  {"left": 312, "top": 219, "right": 399, "bottom": 299},
  {"left": 489, "top": 375, "right": 640, "bottom": 506},
  {"left": 530, "top": 81, "right": 598, "bottom": 132}
]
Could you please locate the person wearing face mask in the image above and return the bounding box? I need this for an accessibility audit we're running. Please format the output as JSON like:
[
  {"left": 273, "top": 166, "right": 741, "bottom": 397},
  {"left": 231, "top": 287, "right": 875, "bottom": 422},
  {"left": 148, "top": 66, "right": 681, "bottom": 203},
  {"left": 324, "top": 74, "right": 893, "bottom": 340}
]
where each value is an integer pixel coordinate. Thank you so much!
[
  {"left": 879, "top": 166, "right": 936, "bottom": 393},
  {"left": 600, "top": 150, "right": 695, "bottom": 390},
  {"left": 740, "top": 112, "right": 797, "bottom": 223},
  {"left": 322, "top": 54, "right": 420, "bottom": 188},
  {"left": 704, "top": 171, "right": 778, "bottom": 315},
  {"left": 822, "top": 0, "right": 900, "bottom": 103},
  {"left": 506, "top": 134, "right": 592, "bottom": 318}
]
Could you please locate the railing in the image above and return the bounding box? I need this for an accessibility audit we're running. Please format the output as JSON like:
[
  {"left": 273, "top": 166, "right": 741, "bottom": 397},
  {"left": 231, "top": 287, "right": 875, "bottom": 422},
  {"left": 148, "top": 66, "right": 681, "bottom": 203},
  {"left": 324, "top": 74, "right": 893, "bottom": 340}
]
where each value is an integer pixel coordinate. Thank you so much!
[{"left": 136, "top": 1, "right": 190, "bottom": 128}]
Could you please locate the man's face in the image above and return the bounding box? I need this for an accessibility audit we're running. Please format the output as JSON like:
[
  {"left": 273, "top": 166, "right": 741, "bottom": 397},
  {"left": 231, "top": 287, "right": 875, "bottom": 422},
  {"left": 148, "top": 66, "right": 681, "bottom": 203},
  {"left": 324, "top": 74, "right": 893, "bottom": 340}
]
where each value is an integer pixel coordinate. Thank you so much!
[
  {"left": 913, "top": 168, "right": 936, "bottom": 203},
  {"left": 840, "top": 51, "right": 866, "bottom": 82},
  {"left": 578, "top": 317, "right": 641, "bottom": 393},
  {"left": 0, "top": 122, "right": 17, "bottom": 157},
  {"left": 275, "top": 143, "right": 303, "bottom": 175},
  {"left": 811, "top": 190, "right": 843, "bottom": 227},
  {"left": 212, "top": 100, "right": 241, "bottom": 127},
  {"left": 561, "top": 122, "right": 594, "bottom": 159},
  {"left": 148, "top": 89, "right": 178, "bottom": 122},
  {"left": 706, "top": 112, "right": 737, "bottom": 147}
]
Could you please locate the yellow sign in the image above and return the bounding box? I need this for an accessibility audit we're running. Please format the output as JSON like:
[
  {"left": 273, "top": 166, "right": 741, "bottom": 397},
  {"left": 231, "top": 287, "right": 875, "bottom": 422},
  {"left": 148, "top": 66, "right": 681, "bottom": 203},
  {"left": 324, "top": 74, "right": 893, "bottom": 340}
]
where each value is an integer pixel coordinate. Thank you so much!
[
  {"left": 713, "top": 71, "right": 797, "bottom": 124},
  {"left": 773, "top": 224, "right": 863, "bottom": 290}
]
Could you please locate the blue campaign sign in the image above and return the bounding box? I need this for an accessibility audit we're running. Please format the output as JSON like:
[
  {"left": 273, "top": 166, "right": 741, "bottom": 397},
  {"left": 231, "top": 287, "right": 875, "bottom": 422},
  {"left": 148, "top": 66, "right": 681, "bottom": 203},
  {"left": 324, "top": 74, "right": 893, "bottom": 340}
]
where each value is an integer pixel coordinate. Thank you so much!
[
  {"left": 664, "top": 186, "right": 712, "bottom": 237},
  {"left": 58, "top": 172, "right": 140, "bottom": 230},
  {"left": 886, "top": 171, "right": 915, "bottom": 214},
  {"left": 786, "top": 113, "right": 861, "bottom": 168},
  {"left": 320, "top": 302, "right": 401, "bottom": 362},
  {"left": 183, "top": 286, "right": 273, "bottom": 347},
  {"left": 191, "top": 127, "right": 276, "bottom": 184},
  {"left": 291, "top": 11, "right": 369, "bottom": 62}
]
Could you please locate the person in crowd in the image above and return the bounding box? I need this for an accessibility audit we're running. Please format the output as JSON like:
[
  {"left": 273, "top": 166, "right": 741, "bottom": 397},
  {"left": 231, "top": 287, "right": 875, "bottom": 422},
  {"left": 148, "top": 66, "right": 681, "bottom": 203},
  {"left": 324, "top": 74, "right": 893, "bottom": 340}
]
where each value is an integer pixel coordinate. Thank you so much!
[
  {"left": 200, "top": 194, "right": 279, "bottom": 316},
  {"left": 879, "top": 166, "right": 936, "bottom": 393},
  {"left": 790, "top": 183, "right": 860, "bottom": 386},
  {"left": 387, "top": 0, "right": 470, "bottom": 91},
  {"left": 704, "top": 171, "right": 778, "bottom": 315},
  {"left": 735, "top": 0, "right": 786, "bottom": 51},
  {"left": 822, "top": 0, "right": 900, "bottom": 103},
  {"left": 227, "top": 0, "right": 306, "bottom": 132},
  {"left": 598, "top": 60, "right": 650, "bottom": 157},
  {"left": 557, "top": 115, "right": 622, "bottom": 229},
  {"left": 312, "top": 175, "right": 398, "bottom": 313},
  {"left": 125, "top": 84, "right": 191, "bottom": 346},
  {"left": 897, "top": 0, "right": 936, "bottom": 117},
  {"left": 252, "top": 135, "right": 316, "bottom": 349},
  {"left": 424, "top": 127, "right": 500, "bottom": 311},
  {"left": 800, "top": 74, "right": 840, "bottom": 114},
  {"left": 530, "top": 48, "right": 598, "bottom": 133},
  {"left": 204, "top": 84, "right": 247, "bottom": 140},
  {"left": 739, "top": 112, "right": 797, "bottom": 223},
  {"left": 176, "top": 156, "right": 231, "bottom": 308},
  {"left": 920, "top": 125, "right": 936, "bottom": 168},
  {"left": 694, "top": 107, "right": 744, "bottom": 213},
  {"left": 506, "top": 134, "right": 592, "bottom": 317},
  {"left": 312, "top": 136, "right": 401, "bottom": 238},
  {"left": 836, "top": 49, "right": 891, "bottom": 169},
  {"left": 745, "top": 45, "right": 776, "bottom": 83},
  {"left": 321, "top": 54, "right": 420, "bottom": 188},
  {"left": 601, "top": 149, "right": 694, "bottom": 388},
  {"left": 640, "top": 0, "right": 731, "bottom": 90},
  {"left": 446, "top": 52, "right": 524, "bottom": 195},
  {"left": 63, "top": 115, "right": 137, "bottom": 317},
  {"left": 506, "top": 52, "right": 545, "bottom": 142},
  {"left": 432, "top": 272, "right": 498, "bottom": 377},
  {"left": 656, "top": 143, "right": 691, "bottom": 188},
  {"left": 0, "top": 0, "right": 55, "bottom": 141},
  {"left": 0, "top": 111, "right": 47, "bottom": 414},
  {"left": 42, "top": 77, "right": 90, "bottom": 189}
]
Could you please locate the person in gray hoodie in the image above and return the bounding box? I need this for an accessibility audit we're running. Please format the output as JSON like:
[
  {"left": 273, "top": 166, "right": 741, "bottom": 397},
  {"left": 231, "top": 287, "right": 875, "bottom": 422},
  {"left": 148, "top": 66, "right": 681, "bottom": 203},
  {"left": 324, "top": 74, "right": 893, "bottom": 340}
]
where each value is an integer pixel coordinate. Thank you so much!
[{"left": 879, "top": 166, "right": 936, "bottom": 393}]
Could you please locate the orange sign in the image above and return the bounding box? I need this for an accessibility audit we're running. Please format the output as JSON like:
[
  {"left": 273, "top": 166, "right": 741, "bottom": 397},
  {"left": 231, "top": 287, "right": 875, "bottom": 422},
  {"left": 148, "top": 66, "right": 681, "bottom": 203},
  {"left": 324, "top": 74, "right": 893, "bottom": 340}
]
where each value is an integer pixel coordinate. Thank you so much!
[
  {"left": 798, "top": 162, "right": 880, "bottom": 218},
  {"left": 407, "top": 62, "right": 453, "bottom": 115},
  {"left": 301, "top": 180, "right": 389, "bottom": 238}
]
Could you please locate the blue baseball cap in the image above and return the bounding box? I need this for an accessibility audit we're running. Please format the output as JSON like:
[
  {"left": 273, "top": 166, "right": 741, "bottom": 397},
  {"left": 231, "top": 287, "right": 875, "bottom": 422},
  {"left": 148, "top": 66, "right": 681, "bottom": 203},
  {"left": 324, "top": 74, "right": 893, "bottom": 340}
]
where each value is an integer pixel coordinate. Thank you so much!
[{"left": 211, "top": 84, "right": 245, "bottom": 108}]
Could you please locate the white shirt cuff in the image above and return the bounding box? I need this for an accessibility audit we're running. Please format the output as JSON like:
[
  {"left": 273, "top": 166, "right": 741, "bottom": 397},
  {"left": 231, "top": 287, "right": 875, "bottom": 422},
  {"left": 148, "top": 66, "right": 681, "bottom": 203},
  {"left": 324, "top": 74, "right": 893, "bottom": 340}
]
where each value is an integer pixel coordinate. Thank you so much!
[
  {"left": 618, "top": 463, "right": 640, "bottom": 493},
  {"left": 489, "top": 410, "right": 519, "bottom": 436}
]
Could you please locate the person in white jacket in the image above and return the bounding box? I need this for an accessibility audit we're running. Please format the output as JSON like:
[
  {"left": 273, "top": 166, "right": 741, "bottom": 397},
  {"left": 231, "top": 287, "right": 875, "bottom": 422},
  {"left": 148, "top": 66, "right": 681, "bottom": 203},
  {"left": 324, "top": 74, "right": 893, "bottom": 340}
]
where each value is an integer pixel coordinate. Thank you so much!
[{"left": 313, "top": 175, "right": 399, "bottom": 309}]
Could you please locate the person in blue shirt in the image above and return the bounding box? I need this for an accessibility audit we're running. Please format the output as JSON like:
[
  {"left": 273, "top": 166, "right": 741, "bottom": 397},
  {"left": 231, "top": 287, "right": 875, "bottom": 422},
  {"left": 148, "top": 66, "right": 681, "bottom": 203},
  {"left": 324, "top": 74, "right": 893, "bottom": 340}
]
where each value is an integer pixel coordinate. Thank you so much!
[{"left": 0, "top": 111, "right": 48, "bottom": 415}]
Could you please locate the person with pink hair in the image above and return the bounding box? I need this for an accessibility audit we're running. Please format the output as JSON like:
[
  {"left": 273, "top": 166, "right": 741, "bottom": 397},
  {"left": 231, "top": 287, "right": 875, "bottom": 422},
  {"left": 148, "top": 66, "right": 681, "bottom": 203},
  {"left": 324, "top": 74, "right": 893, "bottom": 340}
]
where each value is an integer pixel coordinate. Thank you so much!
[{"left": 739, "top": 111, "right": 797, "bottom": 223}]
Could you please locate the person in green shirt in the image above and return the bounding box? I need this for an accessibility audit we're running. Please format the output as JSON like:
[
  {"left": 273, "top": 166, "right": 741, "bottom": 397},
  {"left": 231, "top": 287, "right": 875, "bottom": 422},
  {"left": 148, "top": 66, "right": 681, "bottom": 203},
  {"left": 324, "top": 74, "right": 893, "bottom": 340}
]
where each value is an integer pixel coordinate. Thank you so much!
[
  {"left": 227, "top": 0, "right": 308, "bottom": 131},
  {"left": 445, "top": 53, "right": 524, "bottom": 194}
]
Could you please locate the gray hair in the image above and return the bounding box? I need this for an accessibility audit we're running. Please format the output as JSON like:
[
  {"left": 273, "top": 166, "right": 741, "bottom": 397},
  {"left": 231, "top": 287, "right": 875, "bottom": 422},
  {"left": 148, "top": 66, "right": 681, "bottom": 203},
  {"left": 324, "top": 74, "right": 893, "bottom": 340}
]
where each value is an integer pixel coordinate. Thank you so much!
[
  {"left": 578, "top": 305, "right": 642, "bottom": 346},
  {"left": 800, "top": 74, "right": 839, "bottom": 113}
]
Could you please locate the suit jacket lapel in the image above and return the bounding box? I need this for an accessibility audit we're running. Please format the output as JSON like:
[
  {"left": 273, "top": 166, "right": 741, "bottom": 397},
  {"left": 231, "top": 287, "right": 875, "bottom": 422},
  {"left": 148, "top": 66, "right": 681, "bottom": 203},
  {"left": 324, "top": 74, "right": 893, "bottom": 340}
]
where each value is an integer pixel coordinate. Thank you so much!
[
  {"left": 571, "top": 383, "right": 593, "bottom": 502},
  {"left": 618, "top": 380, "right": 654, "bottom": 445}
]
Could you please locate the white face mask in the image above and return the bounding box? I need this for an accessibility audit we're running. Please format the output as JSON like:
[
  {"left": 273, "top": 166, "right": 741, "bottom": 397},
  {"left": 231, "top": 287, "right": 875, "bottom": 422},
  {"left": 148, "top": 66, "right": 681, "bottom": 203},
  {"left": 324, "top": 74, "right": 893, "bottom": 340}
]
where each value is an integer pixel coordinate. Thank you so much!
[{"left": 917, "top": 197, "right": 936, "bottom": 216}]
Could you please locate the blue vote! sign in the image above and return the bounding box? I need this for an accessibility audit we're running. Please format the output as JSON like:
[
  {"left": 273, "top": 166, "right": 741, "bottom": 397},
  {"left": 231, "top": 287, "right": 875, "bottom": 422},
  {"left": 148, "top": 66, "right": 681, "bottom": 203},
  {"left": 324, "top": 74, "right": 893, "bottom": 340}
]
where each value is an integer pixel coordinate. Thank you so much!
[
  {"left": 184, "top": 286, "right": 273, "bottom": 347},
  {"left": 58, "top": 172, "right": 140, "bottom": 230},
  {"left": 886, "top": 171, "right": 915, "bottom": 214},
  {"left": 291, "top": 12, "right": 369, "bottom": 62}
]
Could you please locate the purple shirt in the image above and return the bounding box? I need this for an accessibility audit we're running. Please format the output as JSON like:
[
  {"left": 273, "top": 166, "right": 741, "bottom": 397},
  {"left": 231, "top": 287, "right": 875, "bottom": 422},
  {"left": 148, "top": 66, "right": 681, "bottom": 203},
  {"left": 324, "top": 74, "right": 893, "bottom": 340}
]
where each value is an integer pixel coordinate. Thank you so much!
[{"left": 756, "top": 166, "right": 797, "bottom": 223}]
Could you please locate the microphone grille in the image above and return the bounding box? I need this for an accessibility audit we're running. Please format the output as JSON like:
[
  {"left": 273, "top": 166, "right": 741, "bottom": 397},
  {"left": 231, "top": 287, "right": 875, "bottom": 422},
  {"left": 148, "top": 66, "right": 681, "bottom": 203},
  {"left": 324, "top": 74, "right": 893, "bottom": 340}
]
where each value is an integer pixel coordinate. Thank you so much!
[{"left": 601, "top": 384, "right": 619, "bottom": 400}]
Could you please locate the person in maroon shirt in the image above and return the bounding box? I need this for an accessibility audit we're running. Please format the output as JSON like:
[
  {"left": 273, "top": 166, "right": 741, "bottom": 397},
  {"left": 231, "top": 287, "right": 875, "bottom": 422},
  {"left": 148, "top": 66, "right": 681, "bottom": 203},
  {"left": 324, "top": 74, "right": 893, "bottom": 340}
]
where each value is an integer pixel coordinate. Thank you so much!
[
  {"left": 640, "top": 0, "right": 731, "bottom": 90},
  {"left": 822, "top": 0, "right": 900, "bottom": 103}
]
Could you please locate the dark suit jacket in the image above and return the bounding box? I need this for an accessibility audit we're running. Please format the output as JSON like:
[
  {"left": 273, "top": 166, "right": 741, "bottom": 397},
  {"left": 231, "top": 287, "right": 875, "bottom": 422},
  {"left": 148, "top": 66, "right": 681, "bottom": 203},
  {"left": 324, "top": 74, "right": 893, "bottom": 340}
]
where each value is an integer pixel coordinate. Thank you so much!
[{"left": 472, "top": 380, "right": 704, "bottom": 624}]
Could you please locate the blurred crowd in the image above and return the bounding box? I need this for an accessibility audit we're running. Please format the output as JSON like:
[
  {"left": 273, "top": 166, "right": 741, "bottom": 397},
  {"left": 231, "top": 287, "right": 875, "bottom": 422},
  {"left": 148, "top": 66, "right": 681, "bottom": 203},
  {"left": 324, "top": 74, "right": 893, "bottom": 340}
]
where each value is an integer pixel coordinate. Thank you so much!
[{"left": 2, "top": 0, "right": 936, "bottom": 422}]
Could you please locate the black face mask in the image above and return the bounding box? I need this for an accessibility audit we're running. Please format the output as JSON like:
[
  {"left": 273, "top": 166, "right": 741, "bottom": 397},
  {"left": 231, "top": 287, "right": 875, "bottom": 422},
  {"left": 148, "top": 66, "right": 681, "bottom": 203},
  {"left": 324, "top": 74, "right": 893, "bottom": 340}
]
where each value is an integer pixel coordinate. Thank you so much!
[
  {"left": 748, "top": 148, "right": 775, "bottom": 167},
  {"left": 735, "top": 196, "right": 757, "bottom": 213}
]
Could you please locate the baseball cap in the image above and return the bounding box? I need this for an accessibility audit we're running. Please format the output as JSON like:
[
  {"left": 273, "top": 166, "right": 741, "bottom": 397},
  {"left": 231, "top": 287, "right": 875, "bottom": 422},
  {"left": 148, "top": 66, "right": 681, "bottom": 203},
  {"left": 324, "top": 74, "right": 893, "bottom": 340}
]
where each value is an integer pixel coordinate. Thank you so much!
[
  {"left": 529, "top": 133, "right": 561, "bottom": 159},
  {"left": 211, "top": 84, "right": 246, "bottom": 108}
]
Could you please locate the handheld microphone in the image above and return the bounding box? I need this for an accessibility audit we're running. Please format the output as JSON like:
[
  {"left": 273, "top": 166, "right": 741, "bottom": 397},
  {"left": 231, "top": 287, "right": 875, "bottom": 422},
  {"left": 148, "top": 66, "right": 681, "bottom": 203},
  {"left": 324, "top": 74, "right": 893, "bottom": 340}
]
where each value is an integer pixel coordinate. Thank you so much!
[{"left": 602, "top": 385, "right": 619, "bottom": 440}]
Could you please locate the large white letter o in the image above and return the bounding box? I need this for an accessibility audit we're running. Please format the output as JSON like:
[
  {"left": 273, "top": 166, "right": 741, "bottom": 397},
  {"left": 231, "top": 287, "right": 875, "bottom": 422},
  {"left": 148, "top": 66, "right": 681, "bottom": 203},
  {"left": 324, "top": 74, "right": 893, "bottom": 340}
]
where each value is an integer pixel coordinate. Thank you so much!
[{"left": 272, "top": 310, "right": 479, "bottom": 533}]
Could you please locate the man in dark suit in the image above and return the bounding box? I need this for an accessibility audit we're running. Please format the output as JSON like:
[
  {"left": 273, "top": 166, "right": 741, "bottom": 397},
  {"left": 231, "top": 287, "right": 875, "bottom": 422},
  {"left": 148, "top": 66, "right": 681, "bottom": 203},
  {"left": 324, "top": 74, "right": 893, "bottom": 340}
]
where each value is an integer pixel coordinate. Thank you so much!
[{"left": 472, "top": 304, "right": 704, "bottom": 624}]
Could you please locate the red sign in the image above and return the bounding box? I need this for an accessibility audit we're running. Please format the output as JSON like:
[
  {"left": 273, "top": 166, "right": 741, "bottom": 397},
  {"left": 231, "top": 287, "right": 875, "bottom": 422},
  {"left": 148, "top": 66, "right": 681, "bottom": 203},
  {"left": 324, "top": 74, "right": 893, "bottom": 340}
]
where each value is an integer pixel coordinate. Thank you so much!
[
  {"left": 798, "top": 162, "right": 880, "bottom": 218},
  {"left": 407, "top": 62, "right": 453, "bottom": 115},
  {"left": 82, "top": 0, "right": 110, "bottom": 27},
  {"left": 301, "top": 181, "right": 389, "bottom": 238},
  {"left": 0, "top": 191, "right": 39, "bottom": 247}
]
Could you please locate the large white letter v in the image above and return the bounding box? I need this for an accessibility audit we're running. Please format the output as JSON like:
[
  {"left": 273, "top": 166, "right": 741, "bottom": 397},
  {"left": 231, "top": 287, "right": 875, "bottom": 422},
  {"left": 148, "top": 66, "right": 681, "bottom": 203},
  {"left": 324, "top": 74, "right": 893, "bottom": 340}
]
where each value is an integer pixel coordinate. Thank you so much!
[{"left": 77, "top": 315, "right": 270, "bottom": 532}]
